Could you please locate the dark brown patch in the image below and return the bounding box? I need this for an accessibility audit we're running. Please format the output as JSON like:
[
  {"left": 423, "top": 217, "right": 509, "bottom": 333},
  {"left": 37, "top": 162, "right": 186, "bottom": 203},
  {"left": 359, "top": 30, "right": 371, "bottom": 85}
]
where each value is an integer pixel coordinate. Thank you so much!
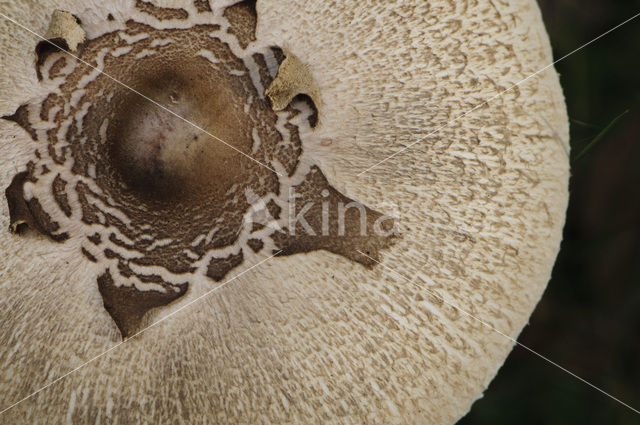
[
  {"left": 5, "top": 171, "right": 68, "bottom": 241},
  {"left": 223, "top": 0, "right": 257, "bottom": 49},
  {"left": 88, "top": 233, "right": 102, "bottom": 245},
  {"left": 247, "top": 238, "right": 264, "bottom": 253},
  {"left": 135, "top": 0, "right": 189, "bottom": 20},
  {"left": 107, "top": 13, "right": 115, "bottom": 21},
  {"left": 271, "top": 166, "right": 396, "bottom": 266},
  {"left": 40, "top": 93, "right": 59, "bottom": 121},
  {"left": 193, "top": 0, "right": 212, "bottom": 13},
  {"left": 267, "top": 199, "right": 282, "bottom": 220},
  {"left": 271, "top": 46, "right": 286, "bottom": 65},
  {"left": 48, "top": 57, "right": 68, "bottom": 80},
  {"left": 82, "top": 247, "right": 97, "bottom": 262},
  {"left": 251, "top": 222, "right": 265, "bottom": 232},
  {"left": 52, "top": 174, "right": 72, "bottom": 217},
  {"left": 294, "top": 94, "right": 319, "bottom": 128},
  {"left": 26, "top": 197, "right": 69, "bottom": 242},
  {"left": 97, "top": 270, "right": 187, "bottom": 338},
  {"left": 252, "top": 52, "right": 275, "bottom": 90},
  {"left": 3, "top": 105, "right": 37, "bottom": 140},
  {"left": 206, "top": 250, "right": 244, "bottom": 281}
]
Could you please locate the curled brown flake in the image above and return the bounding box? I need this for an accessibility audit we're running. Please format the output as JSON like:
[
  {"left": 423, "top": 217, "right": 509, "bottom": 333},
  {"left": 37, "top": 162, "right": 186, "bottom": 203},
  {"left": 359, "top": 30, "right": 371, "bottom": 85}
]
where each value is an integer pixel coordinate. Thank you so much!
[
  {"left": 5, "top": 171, "right": 68, "bottom": 242},
  {"left": 5, "top": 172, "right": 35, "bottom": 234},
  {"left": 35, "top": 10, "right": 86, "bottom": 81},
  {"left": 265, "top": 51, "right": 321, "bottom": 123}
]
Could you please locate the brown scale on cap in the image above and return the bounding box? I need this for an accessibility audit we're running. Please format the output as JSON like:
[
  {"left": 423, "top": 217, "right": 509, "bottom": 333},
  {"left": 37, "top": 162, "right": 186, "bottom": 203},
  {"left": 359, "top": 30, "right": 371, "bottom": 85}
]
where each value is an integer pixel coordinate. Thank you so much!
[
  {"left": 3, "top": 1, "right": 398, "bottom": 339},
  {"left": 135, "top": 0, "right": 189, "bottom": 21},
  {"left": 193, "top": 0, "right": 212, "bottom": 14},
  {"left": 224, "top": 0, "right": 257, "bottom": 49}
]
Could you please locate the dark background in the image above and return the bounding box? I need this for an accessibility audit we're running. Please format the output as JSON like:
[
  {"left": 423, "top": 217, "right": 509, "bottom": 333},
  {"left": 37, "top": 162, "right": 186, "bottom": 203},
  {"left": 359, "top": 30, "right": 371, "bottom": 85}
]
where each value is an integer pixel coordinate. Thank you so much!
[{"left": 459, "top": 1, "right": 640, "bottom": 424}]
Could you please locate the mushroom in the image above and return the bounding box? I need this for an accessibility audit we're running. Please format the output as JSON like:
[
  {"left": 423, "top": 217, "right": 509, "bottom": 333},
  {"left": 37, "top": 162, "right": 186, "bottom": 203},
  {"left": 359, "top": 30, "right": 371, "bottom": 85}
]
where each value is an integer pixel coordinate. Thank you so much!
[{"left": 0, "top": 0, "right": 569, "bottom": 424}]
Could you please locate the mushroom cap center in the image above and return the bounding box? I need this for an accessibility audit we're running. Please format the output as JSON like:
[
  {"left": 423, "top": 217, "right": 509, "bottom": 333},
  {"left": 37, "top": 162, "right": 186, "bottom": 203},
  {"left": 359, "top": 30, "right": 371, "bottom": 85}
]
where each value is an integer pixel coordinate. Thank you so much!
[{"left": 109, "top": 66, "right": 250, "bottom": 202}]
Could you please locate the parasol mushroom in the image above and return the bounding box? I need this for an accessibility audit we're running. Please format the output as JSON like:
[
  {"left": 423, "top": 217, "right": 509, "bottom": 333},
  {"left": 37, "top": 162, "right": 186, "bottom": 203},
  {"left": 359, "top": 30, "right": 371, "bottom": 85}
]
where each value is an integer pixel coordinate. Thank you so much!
[{"left": 0, "top": 0, "right": 569, "bottom": 423}]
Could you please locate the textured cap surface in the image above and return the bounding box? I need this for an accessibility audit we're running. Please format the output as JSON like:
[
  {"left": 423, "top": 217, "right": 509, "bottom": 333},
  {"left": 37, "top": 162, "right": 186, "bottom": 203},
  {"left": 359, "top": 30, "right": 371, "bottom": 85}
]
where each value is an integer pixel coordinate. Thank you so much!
[{"left": 0, "top": 0, "right": 568, "bottom": 424}]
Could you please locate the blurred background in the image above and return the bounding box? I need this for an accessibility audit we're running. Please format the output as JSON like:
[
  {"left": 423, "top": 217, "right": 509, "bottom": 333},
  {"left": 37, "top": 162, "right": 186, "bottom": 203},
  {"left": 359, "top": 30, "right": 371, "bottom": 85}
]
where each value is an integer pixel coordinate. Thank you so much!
[{"left": 459, "top": 1, "right": 640, "bottom": 424}]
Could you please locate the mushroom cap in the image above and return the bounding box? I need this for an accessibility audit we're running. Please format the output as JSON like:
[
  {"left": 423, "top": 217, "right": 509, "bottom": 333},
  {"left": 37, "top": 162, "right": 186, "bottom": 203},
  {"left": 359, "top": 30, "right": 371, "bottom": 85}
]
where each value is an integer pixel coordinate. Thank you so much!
[{"left": 0, "top": 0, "right": 569, "bottom": 424}]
